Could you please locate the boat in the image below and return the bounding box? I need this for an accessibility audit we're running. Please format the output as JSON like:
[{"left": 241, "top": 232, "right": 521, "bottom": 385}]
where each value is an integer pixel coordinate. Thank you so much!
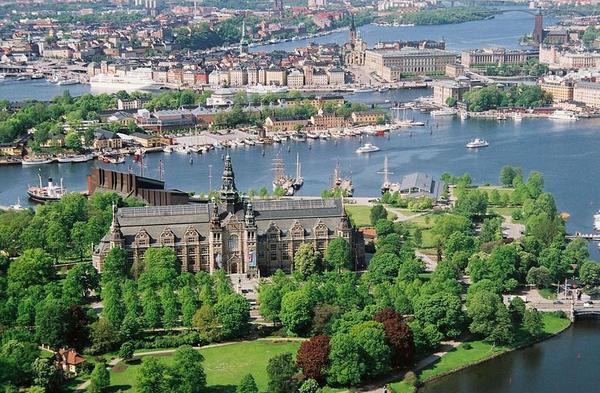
[
  {"left": 410, "top": 121, "right": 426, "bottom": 127},
  {"left": 272, "top": 135, "right": 282, "bottom": 143},
  {"left": 16, "top": 75, "right": 29, "bottom": 81},
  {"left": 246, "top": 84, "right": 289, "bottom": 95},
  {"left": 292, "top": 153, "right": 304, "bottom": 190},
  {"left": 22, "top": 156, "right": 55, "bottom": 166},
  {"left": 57, "top": 153, "right": 94, "bottom": 163},
  {"left": 99, "top": 154, "right": 125, "bottom": 164},
  {"left": 356, "top": 143, "right": 381, "bottom": 154},
  {"left": 331, "top": 162, "right": 354, "bottom": 197},
  {"left": 378, "top": 87, "right": 390, "bottom": 93},
  {"left": 496, "top": 113, "right": 508, "bottom": 121},
  {"left": 319, "top": 133, "right": 330, "bottom": 140},
  {"left": 549, "top": 110, "right": 579, "bottom": 121},
  {"left": 460, "top": 112, "right": 469, "bottom": 121},
  {"left": 306, "top": 132, "right": 319, "bottom": 139},
  {"left": 27, "top": 175, "right": 66, "bottom": 203},
  {"left": 9, "top": 198, "right": 25, "bottom": 211},
  {"left": 431, "top": 108, "right": 456, "bottom": 117},
  {"left": 163, "top": 145, "right": 174, "bottom": 153},
  {"left": 31, "top": 73, "right": 44, "bottom": 80},
  {"left": 290, "top": 132, "right": 307, "bottom": 142},
  {"left": 244, "top": 139, "right": 256, "bottom": 146},
  {"left": 57, "top": 78, "right": 80, "bottom": 86},
  {"left": 354, "top": 87, "right": 375, "bottom": 93},
  {"left": 513, "top": 113, "right": 523, "bottom": 122},
  {"left": 174, "top": 145, "right": 189, "bottom": 154},
  {"left": 90, "top": 69, "right": 161, "bottom": 92},
  {"left": 466, "top": 138, "right": 489, "bottom": 148}
]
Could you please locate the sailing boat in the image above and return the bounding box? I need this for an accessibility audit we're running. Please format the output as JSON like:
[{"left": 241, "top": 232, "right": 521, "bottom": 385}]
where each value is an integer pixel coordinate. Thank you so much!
[{"left": 292, "top": 153, "right": 303, "bottom": 190}]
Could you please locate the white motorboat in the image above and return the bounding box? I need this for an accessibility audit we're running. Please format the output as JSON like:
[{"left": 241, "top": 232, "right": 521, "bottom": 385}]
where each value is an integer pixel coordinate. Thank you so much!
[
  {"left": 594, "top": 210, "right": 600, "bottom": 231},
  {"left": 497, "top": 113, "right": 508, "bottom": 121},
  {"left": 290, "top": 133, "right": 307, "bottom": 142},
  {"left": 513, "top": 113, "right": 523, "bottom": 122},
  {"left": 57, "top": 78, "right": 80, "bottom": 86},
  {"left": 22, "top": 156, "right": 55, "bottom": 165},
  {"left": 319, "top": 133, "right": 330, "bottom": 140},
  {"left": 460, "top": 112, "right": 469, "bottom": 121},
  {"left": 57, "top": 153, "right": 94, "bottom": 163},
  {"left": 306, "top": 132, "right": 319, "bottom": 139},
  {"left": 549, "top": 110, "right": 578, "bottom": 121},
  {"left": 163, "top": 145, "right": 174, "bottom": 153},
  {"left": 466, "top": 138, "right": 489, "bottom": 148},
  {"left": 431, "top": 108, "right": 457, "bottom": 117},
  {"left": 356, "top": 143, "right": 381, "bottom": 153}
]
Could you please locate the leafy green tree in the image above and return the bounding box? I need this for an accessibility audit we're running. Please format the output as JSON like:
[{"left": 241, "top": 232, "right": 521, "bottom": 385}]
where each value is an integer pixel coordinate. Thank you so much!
[
  {"left": 1, "top": 339, "right": 40, "bottom": 386},
  {"left": 101, "top": 248, "right": 129, "bottom": 283},
  {"left": 409, "top": 321, "right": 443, "bottom": 352},
  {"left": 90, "top": 318, "right": 120, "bottom": 354},
  {"left": 467, "top": 290, "right": 504, "bottom": 340},
  {"left": 431, "top": 214, "right": 471, "bottom": 243},
  {"left": 170, "top": 346, "right": 207, "bottom": 393},
  {"left": 137, "top": 358, "right": 168, "bottom": 393},
  {"left": 579, "top": 261, "right": 600, "bottom": 287},
  {"left": 563, "top": 238, "right": 589, "bottom": 266},
  {"left": 327, "top": 333, "right": 364, "bottom": 386},
  {"left": 523, "top": 308, "right": 544, "bottom": 338},
  {"left": 539, "top": 246, "right": 569, "bottom": 282},
  {"left": 526, "top": 214, "right": 563, "bottom": 246},
  {"left": 160, "top": 285, "right": 179, "bottom": 328},
  {"left": 509, "top": 296, "right": 526, "bottom": 323},
  {"left": 32, "top": 357, "right": 61, "bottom": 393},
  {"left": 64, "top": 132, "right": 82, "bottom": 151},
  {"left": 280, "top": 290, "right": 313, "bottom": 336},
  {"left": 180, "top": 285, "right": 198, "bottom": 327},
  {"left": 119, "top": 342, "right": 135, "bottom": 361},
  {"left": 479, "top": 217, "right": 502, "bottom": 243},
  {"left": 526, "top": 266, "right": 552, "bottom": 288},
  {"left": 266, "top": 353, "right": 298, "bottom": 393},
  {"left": 192, "top": 304, "right": 220, "bottom": 342},
  {"left": 8, "top": 248, "right": 54, "bottom": 294},
  {"left": 413, "top": 292, "right": 464, "bottom": 338},
  {"left": 214, "top": 293, "right": 250, "bottom": 339},
  {"left": 370, "top": 205, "right": 388, "bottom": 226},
  {"left": 325, "top": 237, "right": 352, "bottom": 272},
  {"left": 294, "top": 244, "right": 321, "bottom": 278},
  {"left": 350, "top": 321, "right": 391, "bottom": 378},
  {"left": 455, "top": 190, "right": 488, "bottom": 219},
  {"left": 63, "top": 263, "right": 100, "bottom": 304},
  {"left": 141, "top": 247, "right": 179, "bottom": 288},
  {"left": 237, "top": 374, "right": 259, "bottom": 393},
  {"left": 142, "top": 287, "right": 162, "bottom": 328},
  {"left": 88, "top": 362, "right": 110, "bottom": 393},
  {"left": 375, "top": 219, "right": 395, "bottom": 237},
  {"left": 500, "top": 166, "right": 522, "bottom": 187},
  {"left": 35, "top": 298, "right": 68, "bottom": 347},
  {"left": 102, "top": 279, "right": 125, "bottom": 327},
  {"left": 526, "top": 171, "right": 544, "bottom": 199},
  {"left": 367, "top": 252, "right": 402, "bottom": 284},
  {"left": 489, "top": 302, "right": 513, "bottom": 344}
]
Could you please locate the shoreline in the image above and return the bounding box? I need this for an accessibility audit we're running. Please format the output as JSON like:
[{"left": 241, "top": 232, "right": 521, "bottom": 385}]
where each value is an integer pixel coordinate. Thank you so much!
[{"left": 391, "top": 316, "right": 573, "bottom": 393}]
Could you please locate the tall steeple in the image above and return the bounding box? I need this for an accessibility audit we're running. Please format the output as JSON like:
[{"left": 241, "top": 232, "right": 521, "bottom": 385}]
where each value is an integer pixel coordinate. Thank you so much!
[
  {"left": 240, "top": 18, "right": 249, "bottom": 56},
  {"left": 221, "top": 154, "right": 239, "bottom": 212},
  {"left": 349, "top": 12, "right": 357, "bottom": 46}
]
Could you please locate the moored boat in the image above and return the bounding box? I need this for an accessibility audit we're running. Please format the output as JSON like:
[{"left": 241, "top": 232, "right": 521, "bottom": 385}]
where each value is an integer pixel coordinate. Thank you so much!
[
  {"left": 22, "top": 156, "right": 55, "bottom": 166},
  {"left": 356, "top": 143, "right": 381, "bottom": 154},
  {"left": 27, "top": 176, "right": 66, "bottom": 202}
]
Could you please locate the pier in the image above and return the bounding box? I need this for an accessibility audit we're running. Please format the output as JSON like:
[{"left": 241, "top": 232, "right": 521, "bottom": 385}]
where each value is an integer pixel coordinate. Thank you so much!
[{"left": 565, "top": 232, "right": 600, "bottom": 241}]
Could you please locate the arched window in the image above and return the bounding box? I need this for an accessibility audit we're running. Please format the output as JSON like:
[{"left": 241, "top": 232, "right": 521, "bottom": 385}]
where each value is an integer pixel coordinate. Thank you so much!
[{"left": 228, "top": 234, "right": 239, "bottom": 251}]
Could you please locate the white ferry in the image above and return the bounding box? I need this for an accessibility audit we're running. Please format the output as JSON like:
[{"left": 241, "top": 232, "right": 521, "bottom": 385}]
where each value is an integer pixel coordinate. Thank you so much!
[
  {"left": 246, "top": 84, "right": 288, "bottom": 94},
  {"left": 90, "top": 71, "right": 161, "bottom": 92},
  {"left": 22, "top": 156, "right": 56, "bottom": 166},
  {"left": 549, "top": 110, "right": 579, "bottom": 121},
  {"left": 57, "top": 79, "right": 80, "bottom": 86},
  {"left": 57, "top": 153, "right": 94, "bottom": 163},
  {"left": 356, "top": 143, "right": 381, "bottom": 154},
  {"left": 431, "top": 108, "right": 457, "bottom": 117},
  {"left": 466, "top": 138, "right": 489, "bottom": 148}
]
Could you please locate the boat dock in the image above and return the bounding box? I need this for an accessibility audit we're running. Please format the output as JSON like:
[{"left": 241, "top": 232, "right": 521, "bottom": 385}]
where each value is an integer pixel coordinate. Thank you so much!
[{"left": 566, "top": 232, "right": 600, "bottom": 241}]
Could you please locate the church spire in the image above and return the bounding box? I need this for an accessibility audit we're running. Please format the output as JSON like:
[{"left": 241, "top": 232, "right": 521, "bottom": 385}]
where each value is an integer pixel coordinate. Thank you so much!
[
  {"left": 221, "top": 154, "right": 239, "bottom": 212},
  {"left": 349, "top": 12, "right": 357, "bottom": 46}
]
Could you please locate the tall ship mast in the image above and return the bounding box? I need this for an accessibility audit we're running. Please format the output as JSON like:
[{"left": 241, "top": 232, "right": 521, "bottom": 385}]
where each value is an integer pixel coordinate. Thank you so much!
[
  {"left": 292, "top": 153, "right": 304, "bottom": 190},
  {"left": 272, "top": 152, "right": 295, "bottom": 195},
  {"left": 330, "top": 161, "right": 354, "bottom": 197},
  {"left": 379, "top": 155, "right": 400, "bottom": 194}
]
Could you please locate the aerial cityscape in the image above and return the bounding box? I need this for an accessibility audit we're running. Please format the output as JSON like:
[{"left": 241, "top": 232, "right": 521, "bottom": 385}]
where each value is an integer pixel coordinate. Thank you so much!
[{"left": 1, "top": 0, "right": 600, "bottom": 392}]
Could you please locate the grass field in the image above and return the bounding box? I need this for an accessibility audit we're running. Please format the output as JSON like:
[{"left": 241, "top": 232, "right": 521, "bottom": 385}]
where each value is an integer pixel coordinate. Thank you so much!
[
  {"left": 345, "top": 205, "right": 395, "bottom": 227},
  {"left": 108, "top": 340, "right": 302, "bottom": 393},
  {"left": 538, "top": 288, "right": 557, "bottom": 300},
  {"left": 390, "top": 313, "right": 570, "bottom": 392}
]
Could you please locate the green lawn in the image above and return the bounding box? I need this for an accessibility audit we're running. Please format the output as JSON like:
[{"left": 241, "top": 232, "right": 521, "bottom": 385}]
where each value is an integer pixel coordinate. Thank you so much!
[
  {"left": 345, "top": 205, "right": 395, "bottom": 228},
  {"left": 390, "top": 313, "right": 570, "bottom": 391},
  {"left": 538, "top": 288, "right": 557, "bottom": 300},
  {"left": 108, "top": 340, "right": 302, "bottom": 393}
]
